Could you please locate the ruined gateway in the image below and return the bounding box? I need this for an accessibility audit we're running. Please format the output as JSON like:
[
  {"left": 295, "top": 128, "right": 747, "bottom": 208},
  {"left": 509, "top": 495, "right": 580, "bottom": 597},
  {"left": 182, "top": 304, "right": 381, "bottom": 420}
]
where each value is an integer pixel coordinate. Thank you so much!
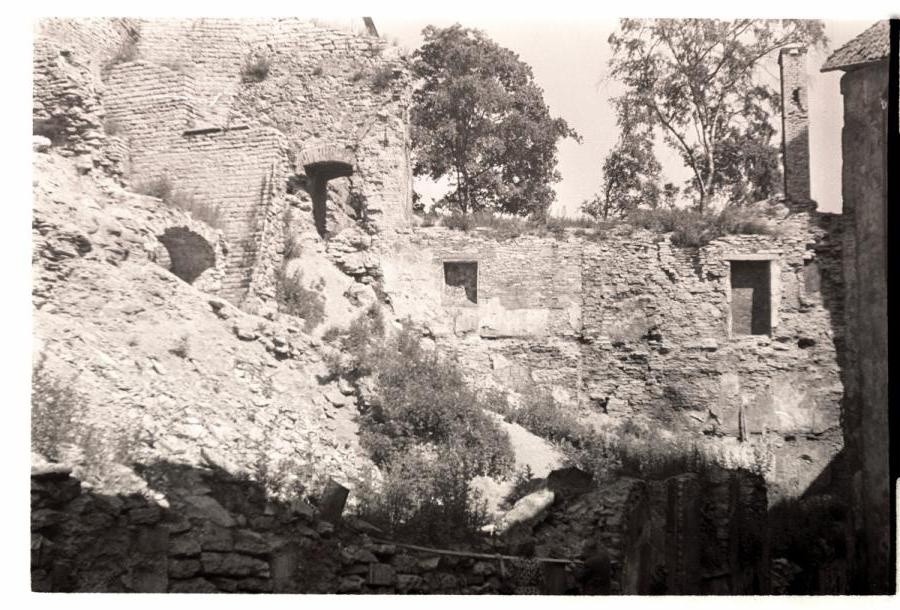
[{"left": 31, "top": 18, "right": 891, "bottom": 594}]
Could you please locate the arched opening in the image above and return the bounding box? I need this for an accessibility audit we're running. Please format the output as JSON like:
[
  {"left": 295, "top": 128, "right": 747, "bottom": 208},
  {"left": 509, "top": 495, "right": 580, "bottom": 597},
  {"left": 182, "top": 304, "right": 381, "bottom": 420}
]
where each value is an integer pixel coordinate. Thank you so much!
[
  {"left": 303, "top": 160, "right": 354, "bottom": 237},
  {"left": 158, "top": 227, "right": 216, "bottom": 284}
]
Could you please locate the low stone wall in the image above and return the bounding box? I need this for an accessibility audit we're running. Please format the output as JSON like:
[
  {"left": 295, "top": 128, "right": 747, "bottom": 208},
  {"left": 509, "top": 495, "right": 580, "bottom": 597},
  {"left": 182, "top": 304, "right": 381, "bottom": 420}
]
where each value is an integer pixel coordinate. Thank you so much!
[{"left": 30, "top": 458, "right": 582, "bottom": 594}]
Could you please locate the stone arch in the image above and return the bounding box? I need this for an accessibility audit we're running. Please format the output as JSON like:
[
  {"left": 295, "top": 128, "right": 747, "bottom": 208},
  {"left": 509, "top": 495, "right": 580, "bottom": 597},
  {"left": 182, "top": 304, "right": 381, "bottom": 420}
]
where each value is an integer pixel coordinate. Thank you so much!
[
  {"left": 293, "top": 144, "right": 358, "bottom": 237},
  {"left": 157, "top": 226, "right": 216, "bottom": 284}
]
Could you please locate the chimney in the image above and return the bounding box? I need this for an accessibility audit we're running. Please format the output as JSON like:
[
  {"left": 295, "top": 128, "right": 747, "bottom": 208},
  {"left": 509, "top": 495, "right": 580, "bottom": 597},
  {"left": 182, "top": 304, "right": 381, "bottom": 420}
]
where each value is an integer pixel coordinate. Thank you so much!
[
  {"left": 779, "top": 46, "right": 811, "bottom": 202},
  {"left": 362, "top": 17, "right": 379, "bottom": 38}
]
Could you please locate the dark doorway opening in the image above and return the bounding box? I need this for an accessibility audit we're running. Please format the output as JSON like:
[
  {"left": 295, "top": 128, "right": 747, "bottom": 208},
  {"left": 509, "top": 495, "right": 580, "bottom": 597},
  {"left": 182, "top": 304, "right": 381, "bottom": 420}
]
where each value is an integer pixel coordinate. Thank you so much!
[{"left": 303, "top": 160, "right": 354, "bottom": 237}]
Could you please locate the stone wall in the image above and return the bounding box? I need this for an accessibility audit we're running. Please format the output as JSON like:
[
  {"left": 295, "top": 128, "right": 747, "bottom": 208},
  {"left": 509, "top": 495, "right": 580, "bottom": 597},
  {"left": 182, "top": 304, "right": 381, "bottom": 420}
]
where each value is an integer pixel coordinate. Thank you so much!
[
  {"left": 36, "top": 18, "right": 414, "bottom": 305},
  {"left": 580, "top": 206, "right": 844, "bottom": 500},
  {"left": 31, "top": 458, "right": 583, "bottom": 594},
  {"left": 33, "top": 18, "right": 138, "bottom": 175},
  {"left": 381, "top": 204, "right": 845, "bottom": 501},
  {"left": 32, "top": 455, "right": 772, "bottom": 594},
  {"left": 837, "top": 60, "right": 891, "bottom": 593}
]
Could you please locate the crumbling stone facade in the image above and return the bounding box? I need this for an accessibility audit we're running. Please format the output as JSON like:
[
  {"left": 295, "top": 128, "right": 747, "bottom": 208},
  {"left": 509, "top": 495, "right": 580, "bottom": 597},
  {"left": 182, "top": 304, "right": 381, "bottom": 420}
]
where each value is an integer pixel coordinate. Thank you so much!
[
  {"left": 34, "top": 17, "right": 414, "bottom": 305},
  {"left": 381, "top": 204, "right": 845, "bottom": 501}
]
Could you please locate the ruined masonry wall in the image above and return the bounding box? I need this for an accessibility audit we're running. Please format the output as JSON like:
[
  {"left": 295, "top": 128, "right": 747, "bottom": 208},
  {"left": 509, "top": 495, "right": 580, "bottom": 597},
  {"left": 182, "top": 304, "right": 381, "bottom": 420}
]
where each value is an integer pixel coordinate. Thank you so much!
[
  {"left": 33, "top": 19, "right": 138, "bottom": 173},
  {"left": 579, "top": 209, "right": 845, "bottom": 499},
  {"left": 384, "top": 205, "right": 844, "bottom": 500},
  {"left": 72, "top": 18, "right": 414, "bottom": 303}
]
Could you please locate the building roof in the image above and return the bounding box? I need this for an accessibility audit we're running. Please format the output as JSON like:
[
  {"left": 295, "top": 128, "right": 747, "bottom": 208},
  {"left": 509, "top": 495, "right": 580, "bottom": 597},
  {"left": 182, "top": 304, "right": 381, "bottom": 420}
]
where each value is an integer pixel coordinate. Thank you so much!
[{"left": 821, "top": 21, "right": 890, "bottom": 72}]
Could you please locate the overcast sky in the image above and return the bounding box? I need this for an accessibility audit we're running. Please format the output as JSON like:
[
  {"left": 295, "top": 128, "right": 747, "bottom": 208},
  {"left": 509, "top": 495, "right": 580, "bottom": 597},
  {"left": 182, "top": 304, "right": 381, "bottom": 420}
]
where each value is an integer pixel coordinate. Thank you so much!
[{"left": 352, "top": 18, "right": 875, "bottom": 216}]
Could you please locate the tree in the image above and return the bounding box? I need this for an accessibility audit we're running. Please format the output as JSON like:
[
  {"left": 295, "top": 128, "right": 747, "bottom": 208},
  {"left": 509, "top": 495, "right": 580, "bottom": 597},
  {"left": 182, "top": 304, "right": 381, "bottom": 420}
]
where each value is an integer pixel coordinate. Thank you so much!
[
  {"left": 608, "top": 19, "right": 826, "bottom": 211},
  {"left": 583, "top": 135, "right": 662, "bottom": 220},
  {"left": 410, "top": 24, "right": 580, "bottom": 217}
]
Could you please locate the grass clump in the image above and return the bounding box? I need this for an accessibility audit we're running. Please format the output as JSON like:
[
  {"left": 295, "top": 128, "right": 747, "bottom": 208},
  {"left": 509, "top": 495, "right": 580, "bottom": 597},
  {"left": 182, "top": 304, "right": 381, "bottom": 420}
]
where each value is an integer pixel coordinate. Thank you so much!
[
  {"left": 32, "top": 354, "right": 144, "bottom": 486},
  {"left": 369, "top": 65, "right": 396, "bottom": 91},
  {"left": 31, "top": 354, "right": 81, "bottom": 462},
  {"left": 241, "top": 52, "right": 271, "bottom": 83},
  {"left": 133, "top": 175, "right": 224, "bottom": 229},
  {"left": 275, "top": 267, "right": 326, "bottom": 333},
  {"left": 627, "top": 207, "right": 771, "bottom": 247}
]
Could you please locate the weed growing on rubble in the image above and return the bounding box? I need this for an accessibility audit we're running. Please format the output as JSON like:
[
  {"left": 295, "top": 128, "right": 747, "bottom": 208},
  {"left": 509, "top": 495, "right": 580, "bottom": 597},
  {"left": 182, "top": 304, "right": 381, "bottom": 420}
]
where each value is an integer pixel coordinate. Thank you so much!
[
  {"left": 241, "top": 52, "right": 271, "bottom": 83},
  {"left": 369, "top": 65, "right": 396, "bottom": 92},
  {"left": 169, "top": 334, "right": 191, "bottom": 359},
  {"left": 32, "top": 354, "right": 145, "bottom": 485},
  {"left": 31, "top": 355, "right": 81, "bottom": 462},
  {"left": 275, "top": 267, "right": 326, "bottom": 333},
  {"left": 134, "top": 176, "right": 224, "bottom": 229}
]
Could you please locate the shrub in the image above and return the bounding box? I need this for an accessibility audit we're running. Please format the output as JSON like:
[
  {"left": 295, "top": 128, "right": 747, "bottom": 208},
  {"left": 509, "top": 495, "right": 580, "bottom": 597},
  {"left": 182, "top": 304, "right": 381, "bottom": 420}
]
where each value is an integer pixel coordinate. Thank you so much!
[
  {"left": 241, "top": 52, "right": 271, "bottom": 83},
  {"left": 324, "top": 303, "right": 385, "bottom": 380},
  {"left": 359, "top": 324, "right": 515, "bottom": 479},
  {"left": 627, "top": 207, "right": 771, "bottom": 247},
  {"left": 275, "top": 267, "right": 326, "bottom": 333},
  {"left": 351, "top": 445, "right": 491, "bottom": 545},
  {"left": 134, "top": 175, "right": 174, "bottom": 201},
  {"left": 311, "top": 64, "right": 324, "bottom": 76},
  {"left": 502, "top": 464, "right": 543, "bottom": 509},
  {"left": 369, "top": 65, "right": 396, "bottom": 91},
  {"left": 284, "top": 234, "right": 303, "bottom": 260},
  {"left": 505, "top": 389, "right": 594, "bottom": 449},
  {"left": 442, "top": 212, "right": 472, "bottom": 232},
  {"left": 31, "top": 355, "right": 82, "bottom": 462},
  {"left": 250, "top": 436, "right": 328, "bottom": 504},
  {"left": 134, "top": 176, "right": 224, "bottom": 229}
]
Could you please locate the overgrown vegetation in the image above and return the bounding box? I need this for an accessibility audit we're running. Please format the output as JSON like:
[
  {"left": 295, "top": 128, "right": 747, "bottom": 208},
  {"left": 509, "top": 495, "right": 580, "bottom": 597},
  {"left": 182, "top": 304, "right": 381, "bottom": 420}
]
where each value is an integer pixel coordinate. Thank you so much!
[
  {"left": 275, "top": 267, "right": 326, "bottom": 333},
  {"left": 369, "top": 65, "right": 396, "bottom": 91},
  {"left": 133, "top": 175, "right": 224, "bottom": 229},
  {"left": 626, "top": 206, "right": 771, "bottom": 247},
  {"left": 241, "top": 52, "right": 271, "bottom": 83},
  {"left": 32, "top": 354, "right": 81, "bottom": 462},
  {"left": 327, "top": 310, "right": 515, "bottom": 544},
  {"left": 249, "top": 433, "right": 330, "bottom": 504},
  {"left": 32, "top": 354, "right": 143, "bottom": 486},
  {"left": 432, "top": 206, "right": 770, "bottom": 248},
  {"left": 496, "top": 387, "right": 769, "bottom": 481}
]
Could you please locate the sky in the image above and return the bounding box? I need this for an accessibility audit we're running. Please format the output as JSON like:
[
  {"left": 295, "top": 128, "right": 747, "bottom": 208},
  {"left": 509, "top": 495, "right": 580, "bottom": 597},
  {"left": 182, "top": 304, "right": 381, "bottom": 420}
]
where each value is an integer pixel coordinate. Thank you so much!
[{"left": 330, "top": 17, "right": 876, "bottom": 216}]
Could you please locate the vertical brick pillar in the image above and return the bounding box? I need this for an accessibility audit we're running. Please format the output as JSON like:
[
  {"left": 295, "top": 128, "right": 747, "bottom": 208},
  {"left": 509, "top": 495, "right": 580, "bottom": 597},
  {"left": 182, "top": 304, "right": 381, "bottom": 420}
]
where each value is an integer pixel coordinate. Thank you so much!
[{"left": 779, "top": 46, "right": 811, "bottom": 202}]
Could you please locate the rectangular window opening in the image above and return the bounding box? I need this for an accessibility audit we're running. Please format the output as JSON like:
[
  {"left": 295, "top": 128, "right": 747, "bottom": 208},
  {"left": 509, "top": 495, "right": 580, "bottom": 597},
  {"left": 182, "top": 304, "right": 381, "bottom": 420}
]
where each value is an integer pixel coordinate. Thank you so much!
[
  {"left": 443, "top": 261, "right": 478, "bottom": 305},
  {"left": 730, "top": 260, "right": 772, "bottom": 336}
]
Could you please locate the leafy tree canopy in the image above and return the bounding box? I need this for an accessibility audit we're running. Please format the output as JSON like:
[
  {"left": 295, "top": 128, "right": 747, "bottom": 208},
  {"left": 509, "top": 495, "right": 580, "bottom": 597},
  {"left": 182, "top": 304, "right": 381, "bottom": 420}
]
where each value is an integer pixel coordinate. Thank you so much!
[
  {"left": 583, "top": 135, "right": 662, "bottom": 220},
  {"left": 608, "top": 19, "right": 826, "bottom": 211},
  {"left": 410, "top": 24, "right": 580, "bottom": 217}
]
